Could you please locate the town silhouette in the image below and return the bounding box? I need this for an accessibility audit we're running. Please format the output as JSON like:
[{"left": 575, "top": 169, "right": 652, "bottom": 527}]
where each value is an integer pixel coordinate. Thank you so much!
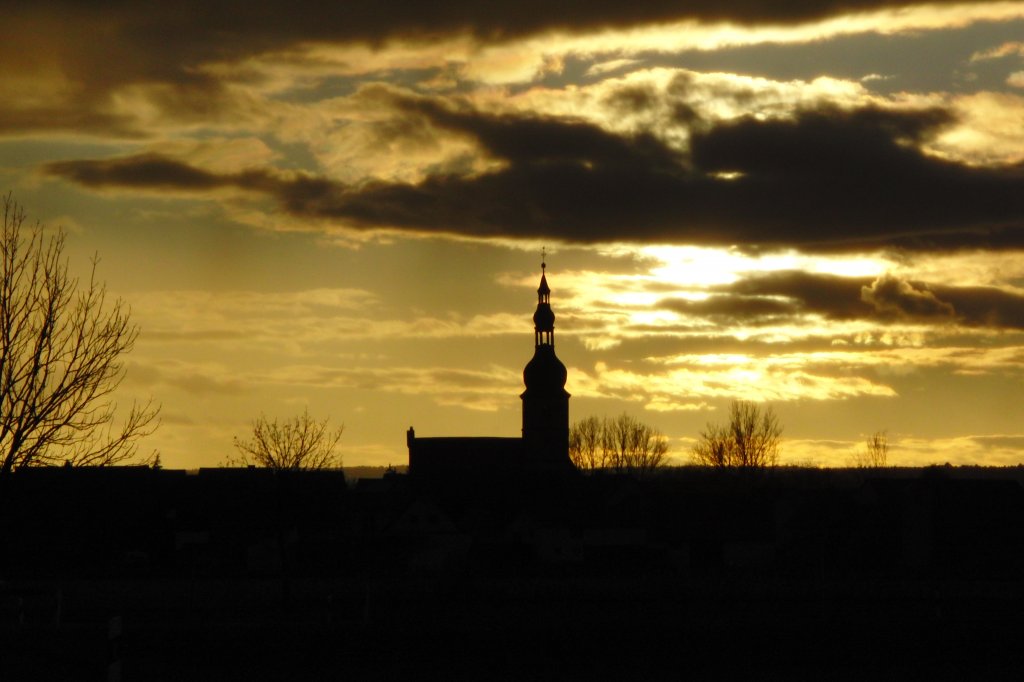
[{"left": 4, "top": 261, "right": 1024, "bottom": 680}]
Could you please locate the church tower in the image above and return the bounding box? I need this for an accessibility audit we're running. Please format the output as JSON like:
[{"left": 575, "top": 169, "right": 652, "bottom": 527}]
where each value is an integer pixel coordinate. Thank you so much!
[{"left": 521, "top": 256, "right": 571, "bottom": 468}]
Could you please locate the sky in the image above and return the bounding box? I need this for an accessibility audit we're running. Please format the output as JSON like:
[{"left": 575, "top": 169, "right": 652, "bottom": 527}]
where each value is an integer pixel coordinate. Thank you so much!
[{"left": 3, "top": 1, "right": 1024, "bottom": 469}]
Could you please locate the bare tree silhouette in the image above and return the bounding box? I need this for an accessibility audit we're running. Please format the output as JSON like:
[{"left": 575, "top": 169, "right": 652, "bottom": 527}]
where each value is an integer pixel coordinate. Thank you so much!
[
  {"left": 569, "top": 415, "right": 603, "bottom": 470},
  {"left": 0, "top": 194, "right": 158, "bottom": 481},
  {"left": 569, "top": 413, "right": 668, "bottom": 475},
  {"left": 854, "top": 430, "right": 889, "bottom": 468},
  {"left": 232, "top": 409, "right": 343, "bottom": 470},
  {"left": 692, "top": 400, "right": 781, "bottom": 470}
]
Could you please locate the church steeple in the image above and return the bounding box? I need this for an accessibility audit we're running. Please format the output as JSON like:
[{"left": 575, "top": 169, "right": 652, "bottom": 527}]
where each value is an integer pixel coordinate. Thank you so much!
[
  {"left": 533, "top": 255, "right": 555, "bottom": 348},
  {"left": 521, "top": 252, "right": 571, "bottom": 469}
]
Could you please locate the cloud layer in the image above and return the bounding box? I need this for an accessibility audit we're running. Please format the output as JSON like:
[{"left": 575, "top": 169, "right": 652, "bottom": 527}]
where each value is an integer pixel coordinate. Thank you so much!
[{"left": 45, "top": 101, "right": 1024, "bottom": 252}]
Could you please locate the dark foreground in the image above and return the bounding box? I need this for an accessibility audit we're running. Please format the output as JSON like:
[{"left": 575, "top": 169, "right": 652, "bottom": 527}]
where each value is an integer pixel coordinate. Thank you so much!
[
  {"left": 4, "top": 465, "right": 1024, "bottom": 679},
  {"left": 5, "top": 575, "right": 1024, "bottom": 680}
]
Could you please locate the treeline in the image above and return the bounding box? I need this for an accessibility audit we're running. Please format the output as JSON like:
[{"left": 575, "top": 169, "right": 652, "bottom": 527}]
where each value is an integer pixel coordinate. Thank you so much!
[{"left": 569, "top": 413, "right": 668, "bottom": 475}]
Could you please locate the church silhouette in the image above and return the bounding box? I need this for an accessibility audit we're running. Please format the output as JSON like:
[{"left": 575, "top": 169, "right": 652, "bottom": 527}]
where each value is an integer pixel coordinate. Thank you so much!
[{"left": 407, "top": 259, "right": 574, "bottom": 477}]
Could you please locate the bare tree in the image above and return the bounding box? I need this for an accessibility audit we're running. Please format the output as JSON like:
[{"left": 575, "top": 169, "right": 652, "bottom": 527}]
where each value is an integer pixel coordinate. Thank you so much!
[
  {"left": 569, "top": 415, "right": 604, "bottom": 470},
  {"left": 854, "top": 430, "right": 889, "bottom": 468},
  {"left": 605, "top": 413, "right": 669, "bottom": 475},
  {"left": 0, "top": 194, "right": 158, "bottom": 480},
  {"left": 692, "top": 401, "right": 782, "bottom": 469},
  {"left": 570, "top": 413, "right": 669, "bottom": 476},
  {"left": 232, "top": 409, "right": 343, "bottom": 470},
  {"left": 691, "top": 422, "right": 734, "bottom": 468}
]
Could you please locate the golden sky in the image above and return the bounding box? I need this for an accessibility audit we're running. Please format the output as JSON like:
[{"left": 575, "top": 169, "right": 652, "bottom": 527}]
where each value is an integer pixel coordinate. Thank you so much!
[{"left": 3, "top": 1, "right": 1024, "bottom": 467}]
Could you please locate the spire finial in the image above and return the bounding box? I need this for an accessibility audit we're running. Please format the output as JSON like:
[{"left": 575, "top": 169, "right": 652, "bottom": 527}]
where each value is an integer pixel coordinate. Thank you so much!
[{"left": 541, "top": 246, "right": 547, "bottom": 273}]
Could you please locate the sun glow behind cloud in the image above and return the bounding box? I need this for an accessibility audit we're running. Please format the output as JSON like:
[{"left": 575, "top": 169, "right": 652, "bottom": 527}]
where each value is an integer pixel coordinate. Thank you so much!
[
  {"left": 642, "top": 245, "right": 891, "bottom": 283},
  {"left": 549, "top": 245, "right": 897, "bottom": 343}
]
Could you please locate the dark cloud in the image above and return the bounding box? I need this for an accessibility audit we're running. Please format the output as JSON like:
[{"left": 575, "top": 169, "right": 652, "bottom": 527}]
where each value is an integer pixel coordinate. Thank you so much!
[
  {"left": 394, "top": 96, "right": 684, "bottom": 171},
  {"left": 602, "top": 85, "right": 661, "bottom": 116},
  {"left": 930, "top": 283, "right": 1024, "bottom": 329},
  {"left": 44, "top": 102, "right": 1024, "bottom": 252},
  {"left": 658, "top": 295, "right": 797, "bottom": 326},
  {"left": 11, "top": 1, "right": 979, "bottom": 60},
  {"left": 692, "top": 270, "right": 1024, "bottom": 330},
  {"left": 861, "top": 275, "right": 956, "bottom": 319},
  {"left": 0, "top": 7, "right": 243, "bottom": 136},
  {"left": 46, "top": 154, "right": 229, "bottom": 190},
  {"left": 0, "top": 108, "right": 143, "bottom": 139},
  {"left": 44, "top": 153, "right": 287, "bottom": 194},
  {"left": 0, "top": 1, "right": 996, "bottom": 135},
  {"left": 315, "top": 103, "right": 1024, "bottom": 251},
  {"left": 724, "top": 271, "right": 873, "bottom": 319},
  {"left": 685, "top": 107, "right": 1024, "bottom": 250},
  {"left": 690, "top": 106, "right": 953, "bottom": 173}
]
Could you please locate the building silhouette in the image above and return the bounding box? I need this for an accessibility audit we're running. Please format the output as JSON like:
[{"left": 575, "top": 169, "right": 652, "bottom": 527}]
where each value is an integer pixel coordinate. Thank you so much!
[{"left": 407, "top": 259, "right": 572, "bottom": 477}]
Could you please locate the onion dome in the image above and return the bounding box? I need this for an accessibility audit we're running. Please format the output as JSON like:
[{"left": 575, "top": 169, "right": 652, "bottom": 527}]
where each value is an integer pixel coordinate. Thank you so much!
[{"left": 524, "top": 344, "right": 568, "bottom": 392}]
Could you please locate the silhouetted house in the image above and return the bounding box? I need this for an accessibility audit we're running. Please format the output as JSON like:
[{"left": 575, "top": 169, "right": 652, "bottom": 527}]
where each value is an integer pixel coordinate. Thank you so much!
[{"left": 407, "top": 259, "right": 573, "bottom": 479}]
